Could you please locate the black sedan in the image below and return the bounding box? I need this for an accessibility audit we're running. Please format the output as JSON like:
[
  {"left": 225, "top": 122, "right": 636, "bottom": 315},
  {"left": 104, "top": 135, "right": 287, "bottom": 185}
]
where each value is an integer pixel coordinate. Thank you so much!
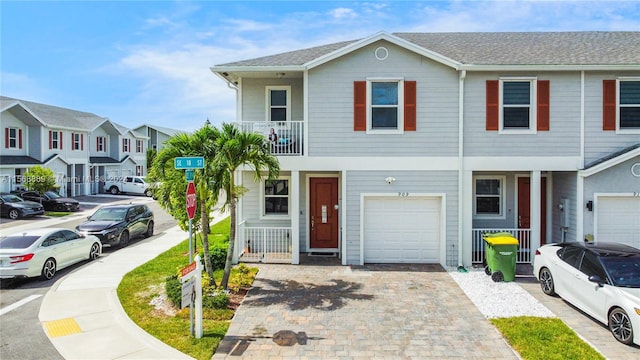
[
  {"left": 14, "top": 190, "right": 80, "bottom": 212},
  {"left": 0, "top": 193, "right": 45, "bottom": 220},
  {"left": 76, "top": 203, "right": 154, "bottom": 248}
]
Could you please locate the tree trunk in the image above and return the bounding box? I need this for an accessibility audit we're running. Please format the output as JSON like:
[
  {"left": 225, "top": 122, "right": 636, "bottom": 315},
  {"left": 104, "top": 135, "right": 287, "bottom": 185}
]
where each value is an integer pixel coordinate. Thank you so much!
[
  {"left": 221, "top": 195, "right": 237, "bottom": 289},
  {"left": 201, "top": 200, "right": 216, "bottom": 287}
]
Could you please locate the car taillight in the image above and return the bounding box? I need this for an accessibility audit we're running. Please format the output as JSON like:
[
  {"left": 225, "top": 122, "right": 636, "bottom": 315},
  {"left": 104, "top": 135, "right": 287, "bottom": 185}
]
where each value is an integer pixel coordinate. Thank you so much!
[
  {"left": 535, "top": 249, "right": 541, "bottom": 256},
  {"left": 10, "top": 253, "right": 34, "bottom": 264}
]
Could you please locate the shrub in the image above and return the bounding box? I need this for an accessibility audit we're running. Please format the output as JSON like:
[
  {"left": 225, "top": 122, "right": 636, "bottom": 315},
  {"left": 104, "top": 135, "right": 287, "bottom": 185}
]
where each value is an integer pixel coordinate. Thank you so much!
[
  {"left": 200, "top": 247, "right": 227, "bottom": 270},
  {"left": 165, "top": 275, "right": 182, "bottom": 308},
  {"left": 203, "top": 291, "right": 229, "bottom": 309}
]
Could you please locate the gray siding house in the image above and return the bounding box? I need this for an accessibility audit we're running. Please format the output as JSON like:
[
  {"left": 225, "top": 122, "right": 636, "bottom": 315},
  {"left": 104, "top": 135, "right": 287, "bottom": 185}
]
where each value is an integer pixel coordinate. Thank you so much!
[
  {"left": 0, "top": 96, "right": 162, "bottom": 196},
  {"left": 211, "top": 31, "right": 640, "bottom": 267}
]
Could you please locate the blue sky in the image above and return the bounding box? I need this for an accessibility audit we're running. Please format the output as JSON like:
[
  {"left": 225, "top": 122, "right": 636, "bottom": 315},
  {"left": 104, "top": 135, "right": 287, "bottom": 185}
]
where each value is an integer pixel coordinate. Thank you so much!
[{"left": 2, "top": 1, "right": 639, "bottom": 132}]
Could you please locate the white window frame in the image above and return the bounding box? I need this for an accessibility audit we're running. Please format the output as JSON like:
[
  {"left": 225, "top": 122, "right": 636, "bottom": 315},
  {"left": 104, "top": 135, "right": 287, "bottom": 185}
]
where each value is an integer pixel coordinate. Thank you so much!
[
  {"left": 123, "top": 138, "right": 130, "bottom": 152},
  {"left": 616, "top": 77, "right": 640, "bottom": 134},
  {"left": 366, "top": 77, "right": 404, "bottom": 134},
  {"left": 51, "top": 131, "right": 60, "bottom": 149},
  {"left": 7, "top": 127, "right": 18, "bottom": 148},
  {"left": 97, "top": 136, "right": 106, "bottom": 152},
  {"left": 136, "top": 139, "right": 144, "bottom": 153},
  {"left": 473, "top": 175, "right": 506, "bottom": 219},
  {"left": 265, "top": 86, "right": 291, "bottom": 122},
  {"left": 499, "top": 77, "right": 537, "bottom": 134},
  {"left": 135, "top": 165, "right": 143, "bottom": 176},
  {"left": 72, "top": 133, "right": 82, "bottom": 151},
  {"left": 260, "top": 176, "right": 291, "bottom": 219}
]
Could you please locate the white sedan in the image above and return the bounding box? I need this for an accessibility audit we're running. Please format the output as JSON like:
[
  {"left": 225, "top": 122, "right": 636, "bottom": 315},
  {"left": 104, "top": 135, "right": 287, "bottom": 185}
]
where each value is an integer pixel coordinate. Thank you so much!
[
  {"left": 0, "top": 228, "right": 101, "bottom": 280},
  {"left": 533, "top": 241, "right": 640, "bottom": 345}
]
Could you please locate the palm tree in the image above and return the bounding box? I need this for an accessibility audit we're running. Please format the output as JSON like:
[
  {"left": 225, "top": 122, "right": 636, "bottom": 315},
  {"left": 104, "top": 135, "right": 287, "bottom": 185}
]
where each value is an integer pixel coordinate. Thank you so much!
[
  {"left": 212, "top": 123, "right": 279, "bottom": 289},
  {"left": 148, "top": 125, "right": 219, "bottom": 285}
]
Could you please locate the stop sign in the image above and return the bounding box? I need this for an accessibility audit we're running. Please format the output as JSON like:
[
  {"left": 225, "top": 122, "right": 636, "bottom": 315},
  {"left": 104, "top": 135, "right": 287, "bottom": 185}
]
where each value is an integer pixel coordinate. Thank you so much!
[{"left": 186, "top": 181, "right": 196, "bottom": 220}]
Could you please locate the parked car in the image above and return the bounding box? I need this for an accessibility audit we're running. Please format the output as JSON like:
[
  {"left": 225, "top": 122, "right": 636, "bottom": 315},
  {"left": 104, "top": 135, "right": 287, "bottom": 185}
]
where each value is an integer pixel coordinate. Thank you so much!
[
  {"left": 534, "top": 242, "right": 640, "bottom": 345},
  {"left": 12, "top": 190, "right": 80, "bottom": 212},
  {"left": 0, "top": 193, "right": 45, "bottom": 220},
  {"left": 0, "top": 228, "right": 101, "bottom": 280},
  {"left": 104, "top": 176, "right": 154, "bottom": 197},
  {"left": 75, "top": 203, "right": 154, "bottom": 248}
]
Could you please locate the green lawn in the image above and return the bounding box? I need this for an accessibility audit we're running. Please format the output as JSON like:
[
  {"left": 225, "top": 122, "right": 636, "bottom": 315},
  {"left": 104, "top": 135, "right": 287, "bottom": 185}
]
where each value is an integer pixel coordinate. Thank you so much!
[{"left": 117, "top": 217, "right": 257, "bottom": 360}]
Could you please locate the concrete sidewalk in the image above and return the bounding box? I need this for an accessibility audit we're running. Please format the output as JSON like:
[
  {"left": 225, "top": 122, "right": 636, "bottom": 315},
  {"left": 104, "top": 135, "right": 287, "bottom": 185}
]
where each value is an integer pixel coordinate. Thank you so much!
[{"left": 38, "top": 225, "right": 193, "bottom": 360}]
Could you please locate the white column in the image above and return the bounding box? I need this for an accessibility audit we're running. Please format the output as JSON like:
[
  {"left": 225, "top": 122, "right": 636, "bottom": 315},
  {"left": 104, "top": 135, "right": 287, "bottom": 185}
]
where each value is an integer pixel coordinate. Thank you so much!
[
  {"left": 291, "top": 170, "right": 300, "bottom": 264},
  {"left": 341, "top": 170, "right": 348, "bottom": 265},
  {"left": 70, "top": 164, "right": 76, "bottom": 197},
  {"left": 530, "top": 171, "right": 542, "bottom": 256}
]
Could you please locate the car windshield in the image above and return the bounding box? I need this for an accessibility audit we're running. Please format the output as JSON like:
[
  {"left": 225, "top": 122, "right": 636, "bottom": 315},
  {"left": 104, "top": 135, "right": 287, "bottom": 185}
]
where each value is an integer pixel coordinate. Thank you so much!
[
  {"left": 44, "top": 191, "right": 62, "bottom": 198},
  {"left": 1, "top": 194, "right": 24, "bottom": 203},
  {"left": 601, "top": 256, "right": 640, "bottom": 287},
  {"left": 90, "top": 208, "right": 127, "bottom": 221},
  {"left": 0, "top": 235, "right": 40, "bottom": 249}
]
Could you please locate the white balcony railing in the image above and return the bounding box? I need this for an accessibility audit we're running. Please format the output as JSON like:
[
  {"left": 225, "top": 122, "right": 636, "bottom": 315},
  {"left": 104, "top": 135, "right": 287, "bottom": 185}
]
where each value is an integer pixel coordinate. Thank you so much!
[
  {"left": 238, "top": 121, "right": 304, "bottom": 156},
  {"left": 237, "top": 222, "right": 293, "bottom": 263},
  {"left": 472, "top": 228, "right": 532, "bottom": 264}
]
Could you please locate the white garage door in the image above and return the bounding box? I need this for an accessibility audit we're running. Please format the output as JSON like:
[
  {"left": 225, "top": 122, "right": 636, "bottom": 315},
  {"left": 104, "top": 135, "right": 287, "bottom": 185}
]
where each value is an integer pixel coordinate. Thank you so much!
[
  {"left": 364, "top": 197, "right": 441, "bottom": 263},
  {"left": 596, "top": 196, "right": 640, "bottom": 249}
]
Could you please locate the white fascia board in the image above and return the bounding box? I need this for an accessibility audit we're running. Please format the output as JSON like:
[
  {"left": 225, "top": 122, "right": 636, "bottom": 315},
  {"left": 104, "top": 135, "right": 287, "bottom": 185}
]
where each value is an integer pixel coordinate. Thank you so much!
[
  {"left": 464, "top": 156, "right": 582, "bottom": 171},
  {"left": 305, "top": 31, "right": 461, "bottom": 70},
  {"left": 461, "top": 64, "right": 640, "bottom": 72},
  {"left": 43, "top": 154, "right": 71, "bottom": 166},
  {"left": 3, "top": 101, "right": 48, "bottom": 127},
  {"left": 246, "top": 156, "right": 461, "bottom": 171},
  {"left": 210, "top": 65, "right": 306, "bottom": 73},
  {"left": 580, "top": 147, "right": 640, "bottom": 178},
  {"left": 88, "top": 118, "right": 113, "bottom": 132}
]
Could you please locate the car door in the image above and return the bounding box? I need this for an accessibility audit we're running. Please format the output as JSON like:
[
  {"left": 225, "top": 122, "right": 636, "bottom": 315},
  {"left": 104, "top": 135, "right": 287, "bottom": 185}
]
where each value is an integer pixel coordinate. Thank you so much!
[
  {"left": 555, "top": 246, "right": 585, "bottom": 304},
  {"left": 61, "top": 230, "right": 87, "bottom": 263},
  {"left": 40, "top": 231, "right": 72, "bottom": 267},
  {"left": 572, "top": 251, "right": 611, "bottom": 323},
  {"left": 126, "top": 206, "right": 142, "bottom": 238}
]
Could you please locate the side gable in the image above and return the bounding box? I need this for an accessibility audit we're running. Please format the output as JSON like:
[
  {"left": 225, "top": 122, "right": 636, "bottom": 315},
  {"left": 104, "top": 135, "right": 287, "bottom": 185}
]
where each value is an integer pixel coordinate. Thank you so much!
[{"left": 581, "top": 144, "right": 640, "bottom": 177}]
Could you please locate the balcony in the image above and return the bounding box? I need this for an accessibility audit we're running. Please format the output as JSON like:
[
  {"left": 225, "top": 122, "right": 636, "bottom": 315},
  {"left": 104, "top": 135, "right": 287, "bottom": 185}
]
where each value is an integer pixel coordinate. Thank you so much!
[
  {"left": 238, "top": 121, "right": 304, "bottom": 156},
  {"left": 472, "top": 228, "right": 532, "bottom": 264}
]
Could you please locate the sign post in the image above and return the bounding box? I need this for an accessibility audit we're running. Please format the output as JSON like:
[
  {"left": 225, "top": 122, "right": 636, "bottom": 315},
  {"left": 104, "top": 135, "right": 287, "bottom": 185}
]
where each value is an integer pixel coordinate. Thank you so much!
[
  {"left": 180, "top": 257, "right": 202, "bottom": 338},
  {"left": 174, "top": 156, "right": 204, "bottom": 338}
]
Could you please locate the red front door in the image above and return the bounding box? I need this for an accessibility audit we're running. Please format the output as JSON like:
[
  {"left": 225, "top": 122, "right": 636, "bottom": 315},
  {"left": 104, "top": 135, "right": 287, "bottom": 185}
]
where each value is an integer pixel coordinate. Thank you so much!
[
  {"left": 517, "top": 177, "right": 547, "bottom": 245},
  {"left": 309, "top": 177, "right": 339, "bottom": 249}
]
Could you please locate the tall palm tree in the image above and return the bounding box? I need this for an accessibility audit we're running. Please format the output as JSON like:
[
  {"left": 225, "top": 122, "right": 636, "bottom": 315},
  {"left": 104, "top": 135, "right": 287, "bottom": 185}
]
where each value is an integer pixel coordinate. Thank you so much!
[
  {"left": 212, "top": 123, "right": 279, "bottom": 289},
  {"left": 149, "top": 125, "right": 219, "bottom": 285}
]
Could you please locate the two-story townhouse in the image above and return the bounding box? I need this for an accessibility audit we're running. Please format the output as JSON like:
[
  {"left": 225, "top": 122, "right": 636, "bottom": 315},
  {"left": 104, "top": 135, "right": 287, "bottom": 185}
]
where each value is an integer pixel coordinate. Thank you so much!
[
  {"left": 133, "top": 124, "right": 185, "bottom": 152},
  {"left": 210, "top": 31, "right": 639, "bottom": 267},
  {"left": 1, "top": 96, "right": 153, "bottom": 195}
]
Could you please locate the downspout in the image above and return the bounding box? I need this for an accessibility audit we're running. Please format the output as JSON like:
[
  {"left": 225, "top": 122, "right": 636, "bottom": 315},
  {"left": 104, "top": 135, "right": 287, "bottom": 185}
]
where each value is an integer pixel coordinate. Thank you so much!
[
  {"left": 576, "top": 71, "right": 585, "bottom": 243},
  {"left": 457, "top": 70, "right": 466, "bottom": 269}
]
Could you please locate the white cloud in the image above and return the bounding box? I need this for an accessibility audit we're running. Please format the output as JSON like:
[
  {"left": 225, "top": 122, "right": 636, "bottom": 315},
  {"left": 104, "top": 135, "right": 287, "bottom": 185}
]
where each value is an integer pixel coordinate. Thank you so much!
[{"left": 330, "top": 7, "right": 358, "bottom": 19}]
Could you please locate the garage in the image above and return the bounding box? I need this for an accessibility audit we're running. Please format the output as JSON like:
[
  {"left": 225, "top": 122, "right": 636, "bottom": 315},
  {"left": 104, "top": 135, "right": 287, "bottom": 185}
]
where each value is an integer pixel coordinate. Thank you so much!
[
  {"left": 596, "top": 196, "right": 640, "bottom": 249},
  {"left": 363, "top": 196, "right": 442, "bottom": 263}
]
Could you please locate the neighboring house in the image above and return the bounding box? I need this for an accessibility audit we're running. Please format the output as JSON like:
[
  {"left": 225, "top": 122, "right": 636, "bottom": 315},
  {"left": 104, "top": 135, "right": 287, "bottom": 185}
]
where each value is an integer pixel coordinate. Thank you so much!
[
  {"left": 133, "top": 124, "right": 185, "bottom": 152},
  {"left": 0, "top": 96, "right": 153, "bottom": 195},
  {"left": 210, "top": 31, "right": 640, "bottom": 267}
]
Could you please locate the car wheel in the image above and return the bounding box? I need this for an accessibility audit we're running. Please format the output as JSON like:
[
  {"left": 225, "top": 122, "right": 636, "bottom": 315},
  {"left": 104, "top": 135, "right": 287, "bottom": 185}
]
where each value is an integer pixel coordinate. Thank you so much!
[
  {"left": 41, "top": 258, "right": 57, "bottom": 280},
  {"left": 110, "top": 186, "right": 119, "bottom": 195},
  {"left": 609, "top": 308, "right": 634, "bottom": 345},
  {"left": 119, "top": 231, "right": 130, "bottom": 248},
  {"left": 89, "top": 243, "right": 100, "bottom": 260},
  {"left": 145, "top": 221, "right": 154, "bottom": 238},
  {"left": 539, "top": 267, "right": 556, "bottom": 295},
  {"left": 8, "top": 209, "right": 20, "bottom": 220},
  {"left": 491, "top": 271, "right": 504, "bottom": 282},
  {"left": 144, "top": 189, "right": 152, "bottom": 197}
]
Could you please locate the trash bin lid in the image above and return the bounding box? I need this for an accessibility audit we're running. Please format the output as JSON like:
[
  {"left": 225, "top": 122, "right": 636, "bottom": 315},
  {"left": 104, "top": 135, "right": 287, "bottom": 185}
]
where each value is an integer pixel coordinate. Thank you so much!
[{"left": 484, "top": 236, "right": 519, "bottom": 245}]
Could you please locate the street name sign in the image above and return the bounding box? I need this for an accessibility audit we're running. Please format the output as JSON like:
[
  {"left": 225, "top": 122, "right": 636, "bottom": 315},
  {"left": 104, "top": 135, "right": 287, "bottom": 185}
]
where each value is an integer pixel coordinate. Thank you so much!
[{"left": 174, "top": 157, "right": 205, "bottom": 169}]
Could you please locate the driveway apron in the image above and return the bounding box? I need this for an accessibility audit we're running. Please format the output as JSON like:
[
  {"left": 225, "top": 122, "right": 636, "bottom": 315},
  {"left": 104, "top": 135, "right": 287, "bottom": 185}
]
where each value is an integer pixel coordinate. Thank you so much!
[{"left": 214, "top": 261, "right": 517, "bottom": 359}]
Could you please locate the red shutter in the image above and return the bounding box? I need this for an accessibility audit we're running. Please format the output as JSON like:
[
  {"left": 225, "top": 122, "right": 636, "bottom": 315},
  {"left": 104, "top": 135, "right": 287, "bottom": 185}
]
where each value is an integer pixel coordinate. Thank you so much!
[
  {"left": 71, "top": 132, "right": 75, "bottom": 150},
  {"left": 49, "top": 131, "right": 53, "bottom": 149},
  {"left": 60, "top": 132, "right": 63, "bottom": 150},
  {"left": 354, "top": 81, "right": 366, "bottom": 131},
  {"left": 486, "top": 80, "right": 499, "bottom": 131},
  {"left": 404, "top": 81, "right": 417, "bottom": 131},
  {"left": 5, "top": 128, "right": 8, "bottom": 148},
  {"left": 96, "top": 137, "right": 99, "bottom": 150},
  {"left": 537, "top": 80, "right": 550, "bottom": 131},
  {"left": 603, "top": 80, "right": 617, "bottom": 131},
  {"left": 18, "top": 129, "right": 22, "bottom": 149},
  {"left": 81, "top": 134, "right": 84, "bottom": 150}
]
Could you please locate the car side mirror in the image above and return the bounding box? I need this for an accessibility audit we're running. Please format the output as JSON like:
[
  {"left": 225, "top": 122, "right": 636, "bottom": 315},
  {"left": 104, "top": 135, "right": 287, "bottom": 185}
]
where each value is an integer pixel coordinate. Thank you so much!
[{"left": 588, "top": 275, "right": 604, "bottom": 287}]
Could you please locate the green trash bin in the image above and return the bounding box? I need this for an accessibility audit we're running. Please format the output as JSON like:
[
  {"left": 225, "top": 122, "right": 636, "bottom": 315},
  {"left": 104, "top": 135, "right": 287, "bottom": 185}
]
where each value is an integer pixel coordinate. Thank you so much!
[{"left": 483, "top": 232, "right": 519, "bottom": 282}]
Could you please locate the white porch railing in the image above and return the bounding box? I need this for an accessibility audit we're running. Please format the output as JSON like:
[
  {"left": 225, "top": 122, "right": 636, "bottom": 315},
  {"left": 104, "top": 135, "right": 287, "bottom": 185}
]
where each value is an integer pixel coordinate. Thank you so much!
[
  {"left": 238, "top": 121, "right": 304, "bottom": 156},
  {"left": 472, "top": 228, "right": 532, "bottom": 264},
  {"left": 238, "top": 222, "right": 293, "bottom": 263}
]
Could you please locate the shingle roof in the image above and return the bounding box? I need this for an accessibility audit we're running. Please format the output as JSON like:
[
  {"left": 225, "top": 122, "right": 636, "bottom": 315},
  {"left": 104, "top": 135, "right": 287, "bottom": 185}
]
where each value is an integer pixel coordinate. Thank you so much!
[
  {"left": 1, "top": 96, "right": 107, "bottom": 130},
  {"left": 215, "top": 32, "right": 640, "bottom": 68}
]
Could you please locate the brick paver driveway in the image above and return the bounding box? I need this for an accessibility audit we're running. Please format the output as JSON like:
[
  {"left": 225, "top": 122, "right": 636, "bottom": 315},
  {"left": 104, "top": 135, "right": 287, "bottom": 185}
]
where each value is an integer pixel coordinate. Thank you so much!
[{"left": 214, "top": 260, "right": 517, "bottom": 359}]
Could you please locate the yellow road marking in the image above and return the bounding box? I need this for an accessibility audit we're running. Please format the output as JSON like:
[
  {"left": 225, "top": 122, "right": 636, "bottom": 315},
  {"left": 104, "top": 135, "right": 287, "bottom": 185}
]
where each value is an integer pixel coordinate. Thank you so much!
[{"left": 43, "top": 318, "right": 82, "bottom": 338}]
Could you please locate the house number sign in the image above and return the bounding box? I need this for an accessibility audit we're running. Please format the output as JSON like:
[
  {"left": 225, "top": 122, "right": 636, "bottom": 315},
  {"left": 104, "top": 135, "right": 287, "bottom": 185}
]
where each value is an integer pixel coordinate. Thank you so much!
[{"left": 398, "top": 192, "right": 409, "bottom": 197}]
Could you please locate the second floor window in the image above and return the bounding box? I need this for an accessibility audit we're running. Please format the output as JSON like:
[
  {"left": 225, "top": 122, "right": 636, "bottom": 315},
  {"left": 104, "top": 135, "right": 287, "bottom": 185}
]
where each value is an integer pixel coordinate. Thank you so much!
[
  {"left": 123, "top": 138, "right": 130, "bottom": 152},
  {"left": 5, "top": 127, "right": 22, "bottom": 149},
  {"left": 49, "top": 131, "right": 62, "bottom": 149},
  {"left": 136, "top": 139, "right": 144, "bottom": 153},
  {"left": 72, "top": 133, "right": 83, "bottom": 151},
  {"left": 501, "top": 79, "right": 534, "bottom": 130},
  {"left": 266, "top": 86, "right": 290, "bottom": 122},
  {"left": 620, "top": 80, "right": 640, "bottom": 130},
  {"left": 96, "top": 136, "right": 106, "bottom": 152}
]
